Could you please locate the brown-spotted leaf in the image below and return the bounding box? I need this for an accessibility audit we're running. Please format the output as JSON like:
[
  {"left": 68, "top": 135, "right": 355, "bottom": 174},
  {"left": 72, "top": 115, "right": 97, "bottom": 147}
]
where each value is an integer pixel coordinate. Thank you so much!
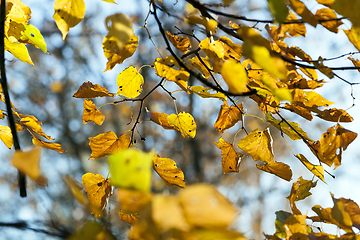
[
  {"left": 146, "top": 108, "right": 178, "bottom": 130},
  {"left": 83, "top": 99, "right": 105, "bottom": 125},
  {"left": 73, "top": 81, "right": 114, "bottom": 98},
  {"left": 318, "top": 124, "right": 357, "bottom": 168},
  {"left": 82, "top": 173, "right": 113, "bottom": 216},
  {"left": 214, "top": 102, "right": 243, "bottom": 133},
  {"left": 166, "top": 31, "right": 191, "bottom": 54},
  {"left": 238, "top": 128, "right": 274, "bottom": 162},
  {"left": 32, "top": 137, "right": 65, "bottom": 153},
  {"left": 152, "top": 154, "right": 185, "bottom": 188},
  {"left": 296, "top": 154, "right": 324, "bottom": 182},
  {"left": 256, "top": 161, "right": 292, "bottom": 181},
  {"left": 167, "top": 112, "right": 196, "bottom": 138},
  {"left": 89, "top": 131, "right": 131, "bottom": 159},
  {"left": 215, "top": 137, "right": 243, "bottom": 174},
  {"left": 316, "top": 108, "right": 353, "bottom": 122}
]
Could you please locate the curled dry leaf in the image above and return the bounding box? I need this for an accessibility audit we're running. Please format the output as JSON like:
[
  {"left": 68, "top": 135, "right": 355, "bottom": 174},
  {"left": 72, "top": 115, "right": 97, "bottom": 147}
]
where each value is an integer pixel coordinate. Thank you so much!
[
  {"left": 215, "top": 137, "right": 243, "bottom": 174},
  {"left": 214, "top": 102, "right": 243, "bottom": 133},
  {"left": 19, "top": 114, "right": 53, "bottom": 140},
  {"left": 190, "top": 86, "right": 227, "bottom": 101},
  {"left": 83, "top": 99, "right": 105, "bottom": 125},
  {"left": 146, "top": 108, "right": 177, "bottom": 130},
  {"left": 32, "top": 137, "right": 65, "bottom": 153},
  {"left": 119, "top": 210, "right": 139, "bottom": 225},
  {"left": 316, "top": 108, "right": 353, "bottom": 122},
  {"left": 256, "top": 161, "right": 292, "bottom": 181},
  {"left": 296, "top": 154, "right": 324, "bottom": 182},
  {"left": 152, "top": 154, "right": 185, "bottom": 188},
  {"left": 73, "top": 81, "right": 114, "bottom": 98},
  {"left": 166, "top": 31, "right": 191, "bottom": 54},
  {"left": 89, "top": 131, "right": 131, "bottom": 159},
  {"left": 82, "top": 173, "right": 113, "bottom": 211}
]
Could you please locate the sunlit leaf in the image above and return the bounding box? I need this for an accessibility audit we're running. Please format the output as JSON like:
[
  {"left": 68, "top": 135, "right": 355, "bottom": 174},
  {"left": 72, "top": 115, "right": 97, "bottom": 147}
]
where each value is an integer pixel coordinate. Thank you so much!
[
  {"left": 238, "top": 128, "right": 274, "bottom": 162},
  {"left": 73, "top": 81, "right": 114, "bottom": 98},
  {"left": 0, "top": 125, "right": 13, "bottom": 149},
  {"left": 296, "top": 154, "right": 324, "bottom": 182},
  {"left": 314, "top": 57, "right": 334, "bottom": 78},
  {"left": 190, "top": 86, "right": 227, "bottom": 101},
  {"left": 67, "top": 221, "right": 115, "bottom": 240},
  {"left": 116, "top": 66, "right": 144, "bottom": 98},
  {"left": 166, "top": 31, "right": 191, "bottom": 54},
  {"left": 278, "top": 11, "right": 306, "bottom": 38},
  {"left": 188, "top": 56, "right": 212, "bottom": 78},
  {"left": 214, "top": 102, "right": 243, "bottom": 133},
  {"left": 117, "top": 188, "right": 152, "bottom": 213},
  {"left": 108, "top": 149, "right": 152, "bottom": 192},
  {"left": 82, "top": 173, "right": 113, "bottom": 214},
  {"left": 82, "top": 99, "right": 105, "bottom": 125},
  {"left": 105, "top": 13, "right": 133, "bottom": 49},
  {"left": 221, "top": 59, "right": 249, "bottom": 94},
  {"left": 119, "top": 210, "right": 138, "bottom": 225},
  {"left": 20, "top": 24, "right": 47, "bottom": 53},
  {"left": 256, "top": 161, "right": 292, "bottom": 181},
  {"left": 179, "top": 184, "right": 238, "bottom": 228},
  {"left": 199, "top": 37, "right": 224, "bottom": 72},
  {"left": 32, "top": 137, "right": 65, "bottom": 153},
  {"left": 286, "top": 0, "right": 318, "bottom": 27},
  {"left": 267, "top": 0, "right": 289, "bottom": 23},
  {"left": 146, "top": 108, "right": 178, "bottom": 130},
  {"left": 275, "top": 210, "right": 293, "bottom": 238},
  {"left": 103, "top": 34, "right": 138, "bottom": 72},
  {"left": 348, "top": 56, "right": 360, "bottom": 73},
  {"left": 315, "top": 8, "right": 343, "bottom": 33},
  {"left": 89, "top": 131, "right": 131, "bottom": 159},
  {"left": 102, "top": 0, "right": 117, "bottom": 3},
  {"left": 167, "top": 112, "right": 196, "bottom": 138},
  {"left": 53, "top": 0, "right": 86, "bottom": 40},
  {"left": 6, "top": 0, "right": 31, "bottom": 24},
  {"left": 344, "top": 26, "right": 360, "bottom": 52},
  {"left": 20, "top": 115, "right": 53, "bottom": 140},
  {"left": 218, "top": 36, "right": 242, "bottom": 62},
  {"left": 316, "top": 108, "right": 353, "bottom": 122},
  {"left": 4, "top": 38, "right": 33, "bottom": 65},
  {"left": 283, "top": 214, "right": 308, "bottom": 239},
  {"left": 332, "top": 0, "right": 360, "bottom": 29},
  {"left": 11, "top": 147, "right": 48, "bottom": 187},
  {"left": 215, "top": 137, "right": 243, "bottom": 174},
  {"left": 331, "top": 200, "right": 353, "bottom": 233},
  {"left": 152, "top": 154, "right": 185, "bottom": 188},
  {"left": 334, "top": 196, "right": 360, "bottom": 230}
]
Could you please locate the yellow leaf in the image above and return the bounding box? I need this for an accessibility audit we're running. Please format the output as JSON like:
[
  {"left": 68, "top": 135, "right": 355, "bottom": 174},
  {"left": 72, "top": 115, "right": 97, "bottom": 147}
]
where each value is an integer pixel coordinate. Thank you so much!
[
  {"left": 117, "top": 188, "right": 152, "bottom": 213},
  {"left": 108, "top": 149, "right": 153, "bottom": 192},
  {"left": 344, "top": 26, "right": 360, "bottom": 52},
  {"left": 105, "top": 13, "right": 133, "bottom": 49},
  {"left": 188, "top": 56, "right": 212, "bottom": 78},
  {"left": 348, "top": 56, "right": 360, "bottom": 73},
  {"left": 0, "top": 125, "right": 13, "bottom": 149},
  {"left": 215, "top": 137, "right": 243, "bottom": 174},
  {"left": 199, "top": 37, "right": 224, "bottom": 72},
  {"left": 266, "top": 113, "right": 310, "bottom": 141},
  {"left": 278, "top": 11, "right": 306, "bottom": 38},
  {"left": 332, "top": 0, "right": 360, "bottom": 29},
  {"left": 167, "top": 112, "right": 196, "bottom": 138},
  {"left": 102, "top": 0, "right": 117, "bottom": 3},
  {"left": 221, "top": 59, "right": 249, "bottom": 94},
  {"left": 6, "top": 0, "right": 31, "bottom": 24},
  {"left": 334, "top": 197, "right": 360, "bottom": 230},
  {"left": 32, "top": 137, "right": 65, "bottom": 153},
  {"left": 190, "top": 86, "right": 227, "bottom": 101},
  {"left": 102, "top": 34, "right": 138, "bottom": 72},
  {"left": 4, "top": 38, "right": 33, "bottom": 65},
  {"left": 237, "top": 128, "right": 274, "bottom": 162},
  {"left": 82, "top": 99, "right": 105, "bottom": 125},
  {"left": 152, "top": 154, "right": 185, "bottom": 188},
  {"left": 179, "top": 184, "right": 238, "bottom": 228},
  {"left": 286, "top": 0, "right": 318, "bottom": 27},
  {"left": 20, "top": 24, "right": 48, "bottom": 53},
  {"left": 316, "top": 0, "right": 334, "bottom": 6},
  {"left": 19, "top": 115, "right": 53, "bottom": 140},
  {"left": 11, "top": 147, "right": 48, "bottom": 187},
  {"left": 119, "top": 210, "right": 138, "bottom": 225},
  {"left": 146, "top": 108, "right": 178, "bottom": 130},
  {"left": 116, "top": 66, "right": 144, "bottom": 98},
  {"left": 284, "top": 215, "right": 308, "bottom": 239},
  {"left": 73, "top": 81, "right": 114, "bottom": 98},
  {"left": 89, "top": 131, "right": 131, "bottom": 159},
  {"left": 331, "top": 201, "right": 353, "bottom": 233},
  {"left": 314, "top": 57, "right": 334, "bottom": 78},
  {"left": 318, "top": 124, "right": 357, "bottom": 168},
  {"left": 256, "top": 161, "right": 292, "bottom": 181},
  {"left": 317, "top": 108, "right": 353, "bottom": 122},
  {"left": 82, "top": 173, "right": 113, "bottom": 214},
  {"left": 296, "top": 154, "right": 324, "bottom": 182},
  {"left": 214, "top": 102, "right": 243, "bottom": 133},
  {"left": 0, "top": 110, "right": 5, "bottom": 120},
  {"left": 218, "top": 36, "right": 242, "bottom": 62},
  {"left": 53, "top": 0, "right": 86, "bottom": 40},
  {"left": 315, "top": 8, "right": 343, "bottom": 33},
  {"left": 154, "top": 57, "right": 190, "bottom": 93},
  {"left": 166, "top": 31, "right": 191, "bottom": 54}
]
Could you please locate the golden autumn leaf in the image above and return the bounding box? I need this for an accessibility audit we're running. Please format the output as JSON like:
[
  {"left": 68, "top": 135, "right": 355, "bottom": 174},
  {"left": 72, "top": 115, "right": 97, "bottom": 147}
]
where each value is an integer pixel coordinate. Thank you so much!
[
  {"left": 82, "top": 173, "right": 113, "bottom": 212},
  {"left": 167, "top": 112, "right": 196, "bottom": 138},
  {"left": 199, "top": 37, "right": 224, "bottom": 72},
  {"left": 278, "top": 11, "right": 306, "bottom": 38},
  {"left": 105, "top": 13, "right": 133, "bottom": 49},
  {"left": 5, "top": 0, "right": 31, "bottom": 24},
  {"left": 221, "top": 59, "right": 249, "bottom": 94},
  {"left": 331, "top": 200, "right": 353, "bottom": 233},
  {"left": 214, "top": 102, "right": 243, "bottom": 133},
  {"left": 190, "top": 86, "right": 227, "bottom": 101},
  {"left": 20, "top": 24, "right": 47, "bottom": 53},
  {"left": 73, "top": 81, "right": 114, "bottom": 98},
  {"left": 19, "top": 115, "right": 53, "bottom": 140},
  {"left": 117, "top": 188, "right": 152, "bottom": 213},
  {"left": 102, "top": 0, "right": 117, "bottom": 3},
  {"left": 334, "top": 197, "right": 360, "bottom": 230},
  {"left": 238, "top": 128, "right": 274, "bottom": 162},
  {"left": 332, "top": 0, "right": 360, "bottom": 29},
  {"left": 82, "top": 99, "right": 105, "bottom": 125},
  {"left": 179, "top": 184, "right": 238, "bottom": 228},
  {"left": 53, "top": 0, "right": 86, "bottom": 40},
  {"left": 119, "top": 210, "right": 139, "bottom": 225},
  {"left": 344, "top": 27, "right": 360, "bottom": 52},
  {"left": 146, "top": 108, "right": 178, "bottom": 130},
  {"left": 283, "top": 214, "right": 308, "bottom": 239},
  {"left": 152, "top": 154, "right": 185, "bottom": 188},
  {"left": 11, "top": 147, "right": 48, "bottom": 187},
  {"left": 166, "top": 31, "right": 191, "bottom": 54},
  {"left": 32, "top": 137, "right": 65, "bottom": 153},
  {"left": 0, "top": 125, "right": 13, "bottom": 149},
  {"left": 103, "top": 34, "right": 138, "bottom": 72},
  {"left": 218, "top": 36, "right": 242, "bottom": 62},
  {"left": 215, "top": 137, "right": 243, "bottom": 174},
  {"left": 348, "top": 56, "right": 360, "bottom": 73},
  {"left": 314, "top": 56, "right": 334, "bottom": 79},
  {"left": 154, "top": 56, "right": 190, "bottom": 93},
  {"left": 318, "top": 124, "right": 357, "bottom": 168},
  {"left": 89, "top": 131, "right": 131, "bottom": 159},
  {"left": 256, "top": 161, "right": 292, "bottom": 181},
  {"left": 188, "top": 56, "right": 212, "bottom": 78},
  {"left": 116, "top": 66, "right": 144, "bottom": 98},
  {"left": 296, "top": 154, "right": 324, "bottom": 182},
  {"left": 287, "top": 177, "right": 317, "bottom": 215},
  {"left": 316, "top": 108, "right": 353, "bottom": 122},
  {"left": 315, "top": 8, "right": 343, "bottom": 33},
  {"left": 4, "top": 38, "right": 33, "bottom": 65},
  {"left": 0, "top": 110, "right": 5, "bottom": 120},
  {"left": 286, "top": 0, "right": 318, "bottom": 27}
]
